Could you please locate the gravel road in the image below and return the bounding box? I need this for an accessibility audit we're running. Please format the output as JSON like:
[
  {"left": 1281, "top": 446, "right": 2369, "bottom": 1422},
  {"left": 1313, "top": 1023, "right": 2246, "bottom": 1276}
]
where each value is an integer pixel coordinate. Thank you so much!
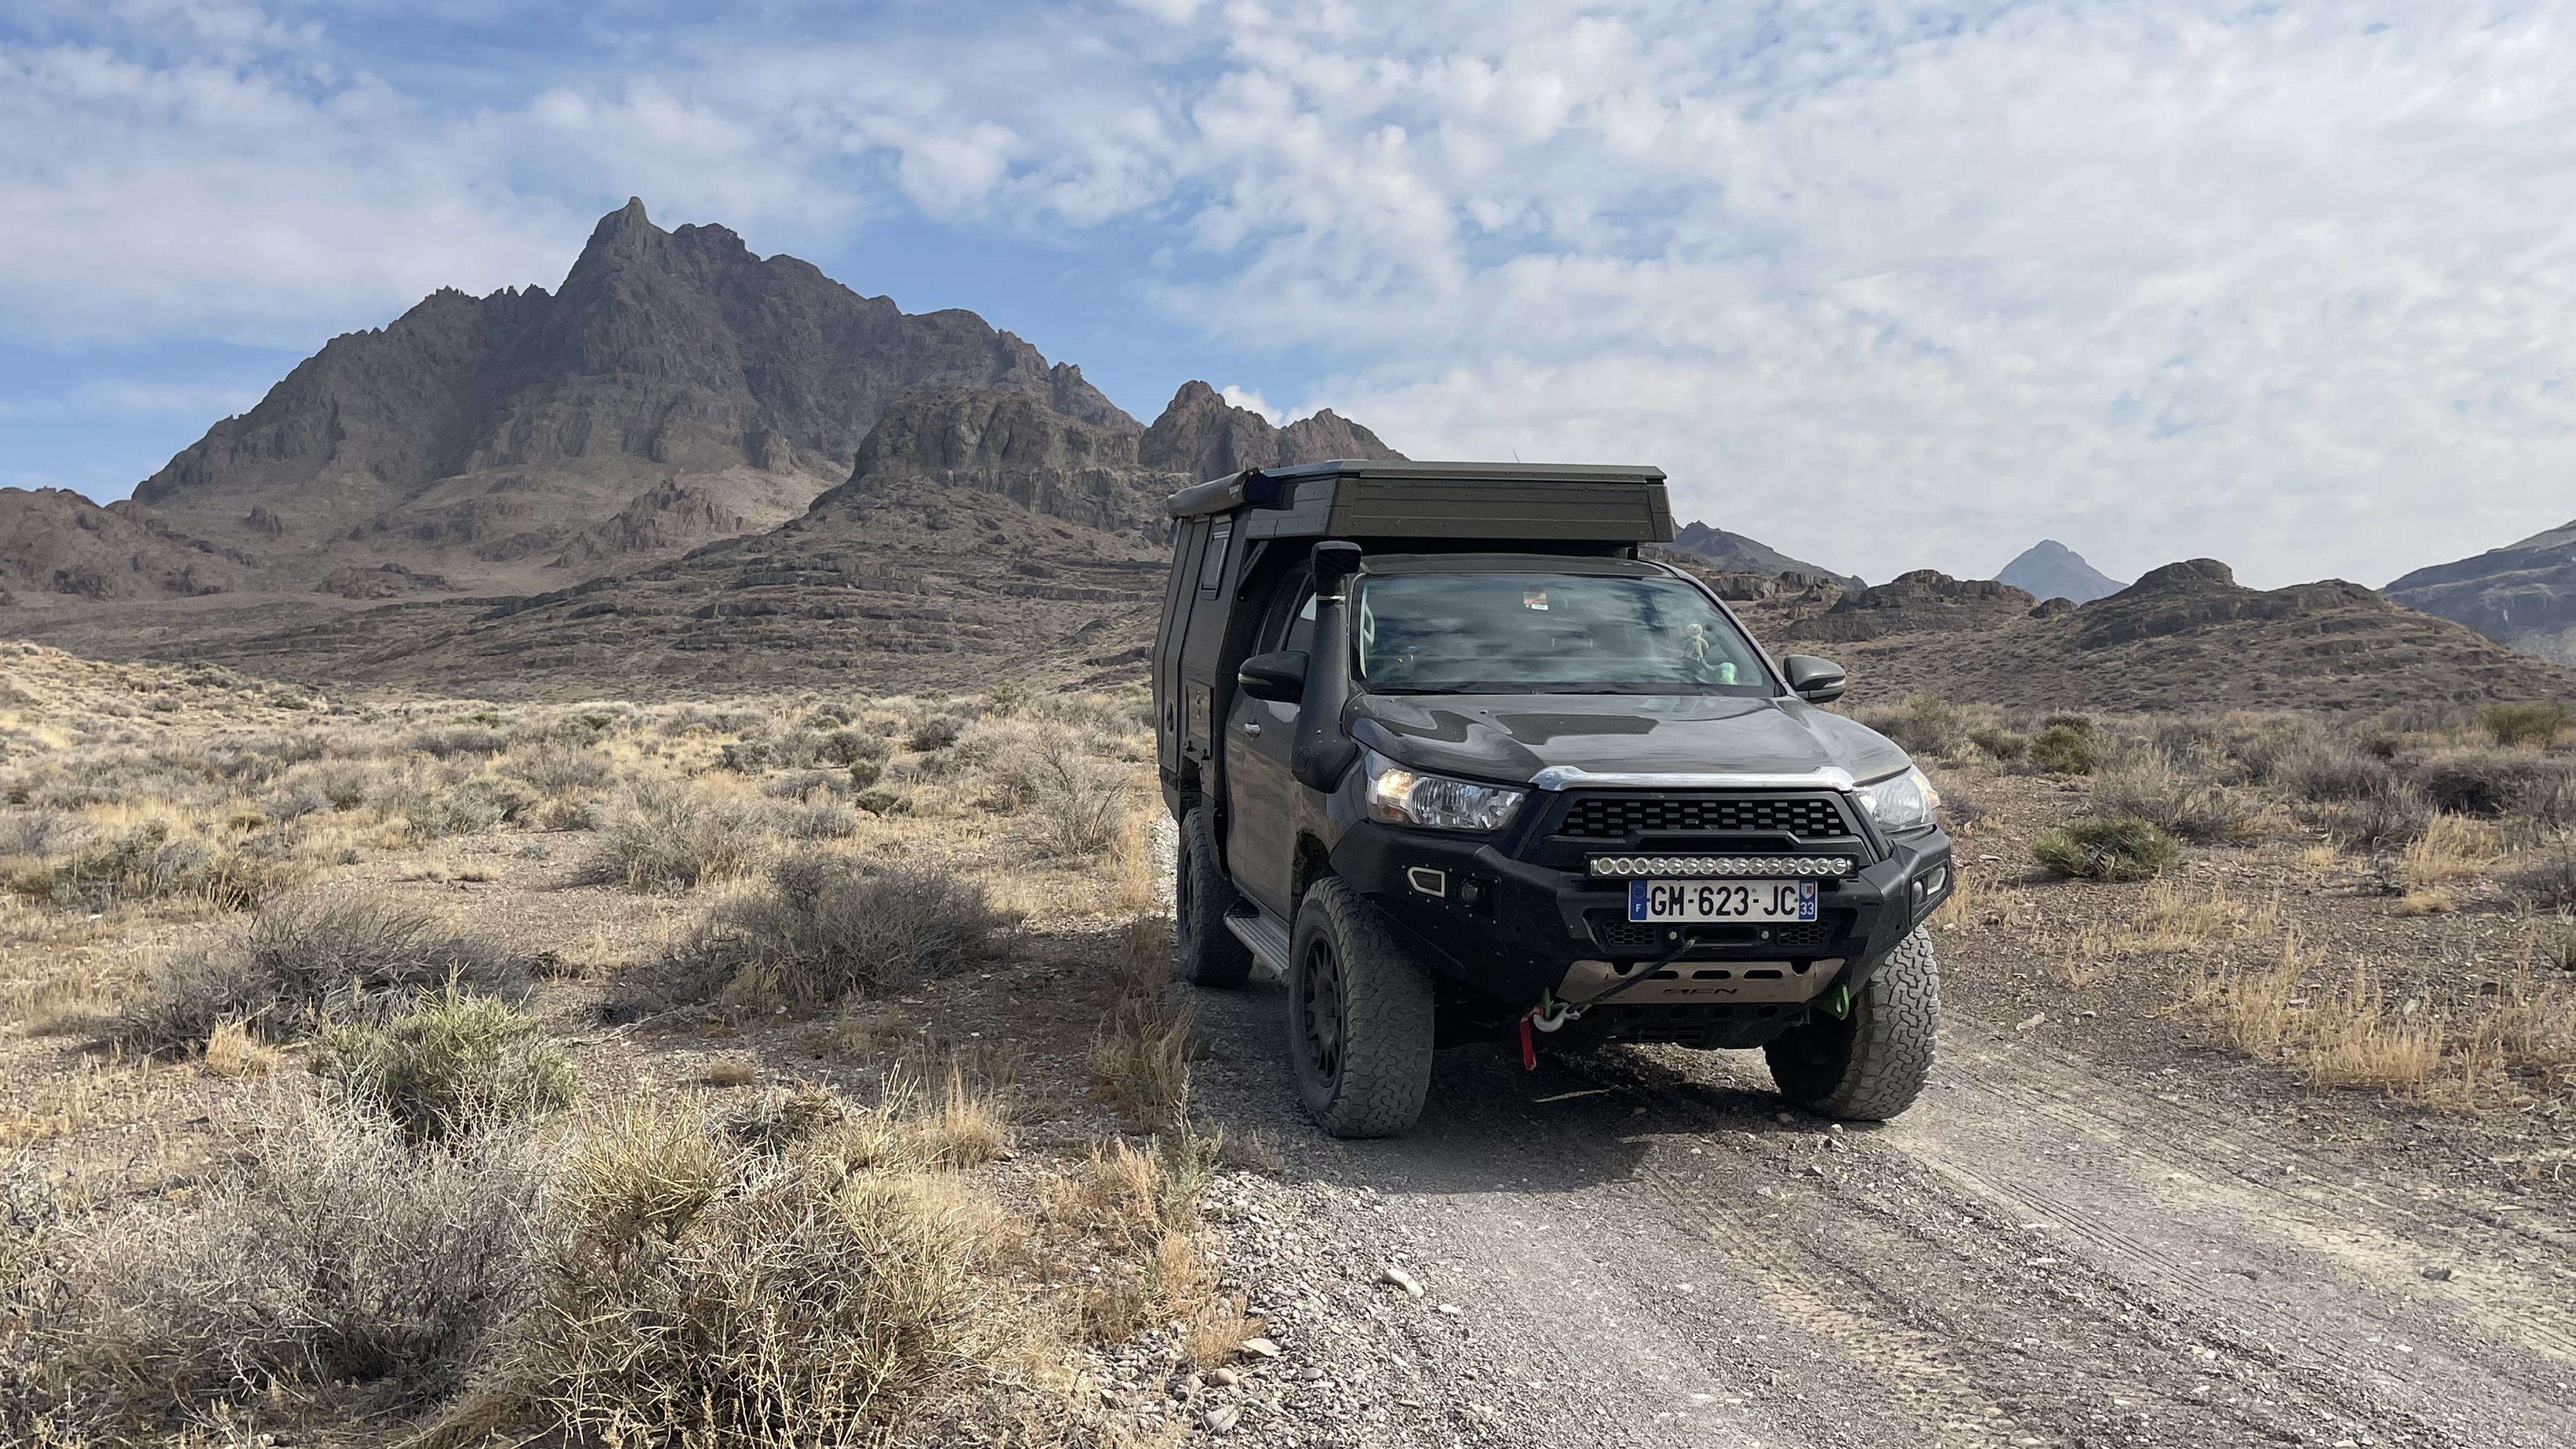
[{"left": 1172, "top": 960, "right": 2576, "bottom": 1448}]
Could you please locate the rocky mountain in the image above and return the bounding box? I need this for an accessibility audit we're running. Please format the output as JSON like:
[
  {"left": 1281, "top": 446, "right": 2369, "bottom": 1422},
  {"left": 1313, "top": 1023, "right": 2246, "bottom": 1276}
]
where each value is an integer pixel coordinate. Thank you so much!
[
  {"left": 102, "top": 198, "right": 1130, "bottom": 597},
  {"left": 1729, "top": 559, "right": 2572, "bottom": 711},
  {"left": 0, "top": 488, "right": 233, "bottom": 605},
  {"left": 1666, "top": 521, "right": 1861, "bottom": 588},
  {"left": 2385, "top": 520, "right": 2576, "bottom": 664},
  {"left": 24, "top": 382, "right": 1407, "bottom": 699},
  {"left": 1996, "top": 539, "right": 2124, "bottom": 604}
]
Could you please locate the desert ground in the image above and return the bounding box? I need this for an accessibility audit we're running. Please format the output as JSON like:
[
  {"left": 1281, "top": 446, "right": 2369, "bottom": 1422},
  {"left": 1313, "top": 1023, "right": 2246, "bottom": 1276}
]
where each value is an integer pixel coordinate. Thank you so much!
[{"left": 2, "top": 644, "right": 2570, "bottom": 1447}]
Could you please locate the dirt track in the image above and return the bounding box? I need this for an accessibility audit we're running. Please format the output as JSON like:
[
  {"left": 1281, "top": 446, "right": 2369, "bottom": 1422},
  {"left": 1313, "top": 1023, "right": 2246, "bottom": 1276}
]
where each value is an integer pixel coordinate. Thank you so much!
[{"left": 1181, "top": 957, "right": 2576, "bottom": 1448}]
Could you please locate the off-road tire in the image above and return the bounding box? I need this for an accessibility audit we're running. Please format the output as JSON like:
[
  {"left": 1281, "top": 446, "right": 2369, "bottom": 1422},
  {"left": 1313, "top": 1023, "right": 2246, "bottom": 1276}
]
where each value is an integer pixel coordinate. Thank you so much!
[
  {"left": 1173, "top": 808, "right": 1255, "bottom": 988},
  {"left": 1765, "top": 928, "right": 1940, "bottom": 1121},
  {"left": 1287, "top": 879, "right": 1436, "bottom": 1138}
]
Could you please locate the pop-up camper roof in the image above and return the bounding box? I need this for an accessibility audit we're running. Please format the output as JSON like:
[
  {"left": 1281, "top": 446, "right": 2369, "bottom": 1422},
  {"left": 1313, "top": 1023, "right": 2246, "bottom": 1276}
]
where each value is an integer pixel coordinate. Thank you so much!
[{"left": 1162, "top": 459, "right": 1674, "bottom": 544}]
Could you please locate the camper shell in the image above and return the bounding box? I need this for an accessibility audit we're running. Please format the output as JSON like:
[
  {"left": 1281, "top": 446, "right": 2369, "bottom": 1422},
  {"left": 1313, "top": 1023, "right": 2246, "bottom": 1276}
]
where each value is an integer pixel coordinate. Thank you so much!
[{"left": 1153, "top": 459, "right": 1951, "bottom": 1137}]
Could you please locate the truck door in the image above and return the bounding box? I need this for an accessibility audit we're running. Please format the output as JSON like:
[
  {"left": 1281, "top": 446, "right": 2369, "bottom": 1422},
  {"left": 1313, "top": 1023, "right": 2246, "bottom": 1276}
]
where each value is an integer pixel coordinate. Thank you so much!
[{"left": 1223, "top": 576, "right": 1314, "bottom": 918}]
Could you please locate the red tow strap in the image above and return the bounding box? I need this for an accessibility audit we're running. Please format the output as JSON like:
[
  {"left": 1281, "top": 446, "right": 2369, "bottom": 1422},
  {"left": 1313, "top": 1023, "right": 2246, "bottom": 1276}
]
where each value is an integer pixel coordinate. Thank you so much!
[{"left": 1518, "top": 1014, "right": 1537, "bottom": 1070}]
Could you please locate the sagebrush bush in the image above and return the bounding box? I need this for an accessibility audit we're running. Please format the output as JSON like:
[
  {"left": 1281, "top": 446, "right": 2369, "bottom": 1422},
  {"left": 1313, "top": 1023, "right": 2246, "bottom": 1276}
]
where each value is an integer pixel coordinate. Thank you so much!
[
  {"left": 458, "top": 1111, "right": 999, "bottom": 1446},
  {"left": 2506, "top": 849, "right": 2576, "bottom": 913},
  {"left": 907, "top": 715, "right": 965, "bottom": 753},
  {"left": 2484, "top": 701, "right": 2571, "bottom": 748},
  {"left": 2412, "top": 748, "right": 2574, "bottom": 822},
  {"left": 673, "top": 859, "right": 1016, "bottom": 1009},
  {"left": 1004, "top": 736, "right": 1138, "bottom": 859},
  {"left": 2033, "top": 816, "right": 2181, "bottom": 881},
  {"left": 116, "top": 893, "right": 532, "bottom": 1053},
  {"left": 0, "top": 809, "right": 88, "bottom": 859},
  {"left": 2092, "top": 761, "right": 2263, "bottom": 845},
  {"left": 6, "top": 1103, "right": 542, "bottom": 1432},
  {"left": 503, "top": 744, "right": 611, "bottom": 793},
  {"left": 580, "top": 784, "right": 763, "bottom": 893},
  {"left": 1968, "top": 726, "right": 2028, "bottom": 761},
  {"left": 2316, "top": 781, "right": 2435, "bottom": 851},
  {"left": 311, "top": 990, "right": 577, "bottom": 1142},
  {"left": 6, "top": 821, "right": 288, "bottom": 912},
  {"left": 2030, "top": 723, "right": 2101, "bottom": 775}
]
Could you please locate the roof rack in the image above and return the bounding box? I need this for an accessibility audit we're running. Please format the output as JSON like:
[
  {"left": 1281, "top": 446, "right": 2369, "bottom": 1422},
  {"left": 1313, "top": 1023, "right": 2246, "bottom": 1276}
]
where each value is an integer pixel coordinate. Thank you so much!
[{"left": 1162, "top": 459, "right": 1674, "bottom": 543}]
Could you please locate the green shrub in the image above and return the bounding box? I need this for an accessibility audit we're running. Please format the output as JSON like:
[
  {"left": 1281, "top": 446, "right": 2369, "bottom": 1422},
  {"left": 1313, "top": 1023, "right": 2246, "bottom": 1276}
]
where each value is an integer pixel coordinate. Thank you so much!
[
  {"left": 2032, "top": 816, "right": 2181, "bottom": 881},
  {"left": 817, "top": 730, "right": 890, "bottom": 768},
  {"left": 1861, "top": 696, "right": 1964, "bottom": 758},
  {"left": 2483, "top": 701, "right": 2571, "bottom": 748},
  {"left": 1968, "top": 726, "right": 2028, "bottom": 761},
  {"left": 2030, "top": 723, "right": 2101, "bottom": 775},
  {"left": 907, "top": 716, "right": 965, "bottom": 753},
  {"left": 311, "top": 990, "right": 576, "bottom": 1142}
]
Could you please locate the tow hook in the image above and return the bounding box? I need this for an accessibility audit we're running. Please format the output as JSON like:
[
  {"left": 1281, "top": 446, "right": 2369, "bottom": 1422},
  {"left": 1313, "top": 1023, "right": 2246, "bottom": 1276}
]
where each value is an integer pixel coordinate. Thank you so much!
[
  {"left": 1516, "top": 990, "right": 1573, "bottom": 1070},
  {"left": 1818, "top": 983, "right": 1851, "bottom": 1021}
]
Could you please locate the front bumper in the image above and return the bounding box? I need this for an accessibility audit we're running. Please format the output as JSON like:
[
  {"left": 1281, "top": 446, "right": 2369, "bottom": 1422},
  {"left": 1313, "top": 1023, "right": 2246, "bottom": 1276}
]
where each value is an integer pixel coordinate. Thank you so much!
[{"left": 1330, "top": 818, "right": 1954, "bottom": 1012}]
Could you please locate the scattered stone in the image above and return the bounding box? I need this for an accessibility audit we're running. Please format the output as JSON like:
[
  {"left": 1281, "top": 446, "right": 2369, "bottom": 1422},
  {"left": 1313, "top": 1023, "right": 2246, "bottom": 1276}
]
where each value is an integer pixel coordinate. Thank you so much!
[
  {"left": 1382, "top": 1265, "right": 1425, "bottom": 1297},
  {"left": 1240, "top": 1337, "right": 1282, "bottom": 1358},
  {"left": 1207, "top": 1367, "right": 1241, "bottom": 1388},
  {"left": 1436, "top": 1303, "right": 1463, "bottom": 1315},
  {"left": 1204, "top": 1404, "right": 1242, "bottom": 1433},
  {"left": 2422, "top": 1266, "right": 2454, "bottom": 1282}
]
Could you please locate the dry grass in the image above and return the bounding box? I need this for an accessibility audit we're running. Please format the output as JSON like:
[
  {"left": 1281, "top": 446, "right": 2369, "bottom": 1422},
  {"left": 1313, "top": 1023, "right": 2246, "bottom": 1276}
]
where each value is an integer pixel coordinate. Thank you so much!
[
  {"left": 2400, "top": 814, "right": 2499, "bottom": 891},
  {"left": 2120, "top": 881, "right": 2278, "bottom": 952},
  {"left": 2191, "top": 930, "right": 2576, "bottom": 1107},
  {"left": 0, "top": 1059, "right": 107, "bottom": 1150},
  {"left": 1091, "top": 919, "right": 1196, "bottom": 1136},
  {"left": 201, "top": 1018, "right": 279, "bottom": 1078},
  {"left": 698, "top": 1055, "right": 759, "bottom": 1087}
]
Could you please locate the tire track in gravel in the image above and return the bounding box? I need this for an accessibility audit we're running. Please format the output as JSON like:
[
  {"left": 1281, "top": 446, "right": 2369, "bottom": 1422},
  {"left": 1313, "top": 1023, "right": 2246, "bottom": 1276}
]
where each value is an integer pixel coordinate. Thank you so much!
[{"left": 1189, "top": 976, "right": 2576, "bottom": 1448}]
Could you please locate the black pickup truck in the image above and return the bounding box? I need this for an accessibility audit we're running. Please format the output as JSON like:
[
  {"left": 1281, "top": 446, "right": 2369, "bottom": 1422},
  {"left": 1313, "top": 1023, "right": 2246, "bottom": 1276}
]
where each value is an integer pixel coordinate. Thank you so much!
[{"left": 1151, "top": 461, "right": 1952, "bottom": 1137}]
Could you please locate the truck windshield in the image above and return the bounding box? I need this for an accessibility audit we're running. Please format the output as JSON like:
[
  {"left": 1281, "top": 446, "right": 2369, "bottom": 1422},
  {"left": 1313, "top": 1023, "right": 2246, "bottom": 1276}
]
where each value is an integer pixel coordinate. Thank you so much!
[{"left": 1353, "top": 572, "right": 1774, "bottom": 695}]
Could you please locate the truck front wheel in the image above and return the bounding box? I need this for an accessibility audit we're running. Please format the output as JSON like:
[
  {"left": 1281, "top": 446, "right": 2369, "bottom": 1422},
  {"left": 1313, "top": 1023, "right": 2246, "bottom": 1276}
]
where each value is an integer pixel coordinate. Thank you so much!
[
  {"left": 1287, "top": 880, "right": 1436, "bottom": 1138},
  {"left": 1765, "top": 928, "right": 1940, "bottom": 1121},
  {"left": 1173, "top": 808, "right": 1255, "bottom": 989}
]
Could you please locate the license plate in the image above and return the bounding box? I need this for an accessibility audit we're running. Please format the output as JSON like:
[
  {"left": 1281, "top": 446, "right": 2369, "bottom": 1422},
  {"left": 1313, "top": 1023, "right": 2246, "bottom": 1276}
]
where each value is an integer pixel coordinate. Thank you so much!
[{"left": 1628, "top": 878, "right": 1818, "bottom": 923}]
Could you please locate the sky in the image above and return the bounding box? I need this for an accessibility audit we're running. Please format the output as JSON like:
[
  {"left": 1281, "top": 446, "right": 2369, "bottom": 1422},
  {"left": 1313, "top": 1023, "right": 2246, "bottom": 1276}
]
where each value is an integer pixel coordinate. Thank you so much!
[{"left": 3, "top": 0, "right": 2573, "bottom": 589}]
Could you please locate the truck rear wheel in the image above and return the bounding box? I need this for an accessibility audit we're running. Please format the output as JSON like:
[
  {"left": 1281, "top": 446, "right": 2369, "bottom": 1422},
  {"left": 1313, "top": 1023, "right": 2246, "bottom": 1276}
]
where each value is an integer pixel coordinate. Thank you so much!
[
  {"left": 1173, "top": 808, "right": 1255, "bottom": 989},
  {"left": 1765, "top": 928, "right": 1940, "bottom": 1121},
  {"left": 1287, "top": 879, "right": 1436, "bottom": 1138}
]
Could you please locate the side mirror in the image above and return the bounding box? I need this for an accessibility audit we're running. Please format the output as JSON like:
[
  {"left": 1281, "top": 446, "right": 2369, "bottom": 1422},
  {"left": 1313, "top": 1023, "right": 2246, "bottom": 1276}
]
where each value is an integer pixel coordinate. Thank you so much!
[
  {"left": 1782, "top": 654, "right": 1847, "bottom": 703},
  {"left": 1238, "top": 650, "right": 1309, "bottom": 704}
]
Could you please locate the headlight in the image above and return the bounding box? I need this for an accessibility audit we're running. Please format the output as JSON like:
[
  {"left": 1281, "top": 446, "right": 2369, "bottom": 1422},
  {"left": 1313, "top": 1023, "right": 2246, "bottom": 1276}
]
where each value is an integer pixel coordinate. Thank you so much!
[
  {"left": 1855, "top": 765, "right": 1942, "bottom": 833},
  {"left": 1364, "top": 751, "right": 1526, "bottom": 831}
]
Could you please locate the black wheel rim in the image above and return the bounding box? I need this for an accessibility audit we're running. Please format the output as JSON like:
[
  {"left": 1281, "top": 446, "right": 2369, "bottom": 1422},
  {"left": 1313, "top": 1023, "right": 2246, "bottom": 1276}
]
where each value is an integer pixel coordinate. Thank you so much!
[{"left": 1299, "top": 937, "right": 1345, "bottom": 1086}]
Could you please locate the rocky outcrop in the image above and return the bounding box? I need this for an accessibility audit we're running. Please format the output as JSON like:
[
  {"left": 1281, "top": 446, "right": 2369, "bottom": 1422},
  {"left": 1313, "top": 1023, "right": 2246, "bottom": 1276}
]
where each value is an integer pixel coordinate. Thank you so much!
[
  {"left": 2386, "top": 520, "right": 2576, "bottom": 664},
  {"left": 0, "top": 489, "right": 229, "bottom": 603},
  {"left": 1781, "top": 570, "right": 2037, "bottom": 644},
  {"left": 1137, "top": 381, "right": 1403, "bottom": 479},
  {"left": 124, "top": 198, "right": 1133, "bottom": 588},
  {"left": 1666, "top": 522, "right": 1861, "bottom": 589},
  {"left": 553, "top": 480, "right": 753, "bottom": 567},
  {"left": 2071, "top": 560, "right": 2386, "bottom": 649},
  {"left": 1995, "top": 539, "right": 2123, "bottom": 604}
]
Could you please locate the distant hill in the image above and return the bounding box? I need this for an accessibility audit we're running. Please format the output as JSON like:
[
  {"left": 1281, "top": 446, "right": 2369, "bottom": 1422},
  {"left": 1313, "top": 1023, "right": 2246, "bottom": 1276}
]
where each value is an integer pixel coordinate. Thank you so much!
[
  {"left": 1666, "top": 521, "right": 1860, "bottom": 588},
  {"left": 1730, "top": 559, "right": 2572, "bottom": 712},
  {"left": 0, "top": 487, "right": 233, "bottom": 604},
  {"left": 2386, "top": 519, "right": 2576, "bottom": 665},
  {"left": 29, "top": 382, "right": 1404, "bottom": 700},
  {"left": 1996, "top": 539, "right": 2123, "bottom": 604}
]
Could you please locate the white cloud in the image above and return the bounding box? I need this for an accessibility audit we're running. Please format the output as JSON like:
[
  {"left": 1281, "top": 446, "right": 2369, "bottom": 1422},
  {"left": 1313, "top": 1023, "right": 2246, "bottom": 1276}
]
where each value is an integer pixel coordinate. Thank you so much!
[
  {"left": 1218, "top": 383, "right": 1283, "bottom": 422},
  {"left": 7, "top": 1, "right": 2575, "bottom": 586}
]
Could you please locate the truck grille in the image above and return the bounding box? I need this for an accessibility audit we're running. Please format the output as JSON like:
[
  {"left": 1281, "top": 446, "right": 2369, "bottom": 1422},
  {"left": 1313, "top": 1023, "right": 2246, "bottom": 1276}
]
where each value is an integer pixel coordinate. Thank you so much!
[{"left": 1555, "top": 794, "right": 1851, "bottom": 841}]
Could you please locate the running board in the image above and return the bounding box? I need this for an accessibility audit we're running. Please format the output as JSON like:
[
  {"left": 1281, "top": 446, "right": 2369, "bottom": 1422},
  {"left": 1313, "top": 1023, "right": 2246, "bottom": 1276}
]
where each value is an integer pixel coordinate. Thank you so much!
[{"left": 1223, "top": 910, "right": 1292, "bottom": 975}]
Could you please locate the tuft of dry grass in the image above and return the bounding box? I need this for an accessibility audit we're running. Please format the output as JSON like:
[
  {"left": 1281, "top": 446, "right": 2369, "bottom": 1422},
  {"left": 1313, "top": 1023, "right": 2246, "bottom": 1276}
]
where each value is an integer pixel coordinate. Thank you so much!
[
  {"left": 2301, "top": 963, "right": 2445, "bottom": 1091},
  {"left": 2122, "top": 881, "right": 2277, "bottom": 952},
  {"left": 2189, "top": 930, "right": 2319, "bottom": 1063},
  {"left": 2395, "top": 889, "right": 2457, "bottom": 917},
  {"left": 1092, "top": 918, "right": 1196, "bottom": 1136},
  {"left": 2400, "top": 814, "right": 2498, "bottom": 891},
  {"left": 201, "top": 1018, "right": 279, "bottom": 1078},
  {"left": 698, "top": 1055, "right": 759, "bottom": 1087}
]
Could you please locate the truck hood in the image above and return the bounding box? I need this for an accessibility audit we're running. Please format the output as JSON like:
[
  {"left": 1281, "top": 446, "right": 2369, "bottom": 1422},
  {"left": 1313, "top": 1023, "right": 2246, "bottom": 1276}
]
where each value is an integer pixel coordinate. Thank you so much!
[{"left": 1346, "top": 693, "right": 1909, "bottom": 788}]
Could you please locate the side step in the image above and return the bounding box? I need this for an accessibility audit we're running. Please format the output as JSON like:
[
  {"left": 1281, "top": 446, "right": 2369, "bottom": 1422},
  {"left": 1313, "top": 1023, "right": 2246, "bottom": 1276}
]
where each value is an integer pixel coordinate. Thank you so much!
[{"left": 1223, "top": 909, "right": 1293, "bottom": 976}]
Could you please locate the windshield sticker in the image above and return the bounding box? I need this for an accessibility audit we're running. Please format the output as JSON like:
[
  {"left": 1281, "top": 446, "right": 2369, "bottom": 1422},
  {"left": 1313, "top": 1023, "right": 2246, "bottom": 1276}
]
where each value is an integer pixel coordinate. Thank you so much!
[{"left": 1523, "top": 591, "right": 1549, "bottom": 611}]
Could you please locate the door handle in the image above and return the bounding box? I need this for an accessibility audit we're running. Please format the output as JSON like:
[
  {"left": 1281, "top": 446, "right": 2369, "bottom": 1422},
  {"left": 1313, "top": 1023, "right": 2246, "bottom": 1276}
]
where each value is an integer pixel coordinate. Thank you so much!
[{"left": 1240, "top": 721, "right": 1262, "bottom": 737}]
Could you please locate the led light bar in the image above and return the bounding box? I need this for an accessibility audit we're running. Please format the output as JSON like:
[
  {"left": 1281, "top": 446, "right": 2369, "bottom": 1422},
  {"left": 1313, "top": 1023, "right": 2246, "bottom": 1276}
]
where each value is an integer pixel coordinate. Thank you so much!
[{"left": 1586, "top": 855, "right": 1854, "bottom": 879}]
